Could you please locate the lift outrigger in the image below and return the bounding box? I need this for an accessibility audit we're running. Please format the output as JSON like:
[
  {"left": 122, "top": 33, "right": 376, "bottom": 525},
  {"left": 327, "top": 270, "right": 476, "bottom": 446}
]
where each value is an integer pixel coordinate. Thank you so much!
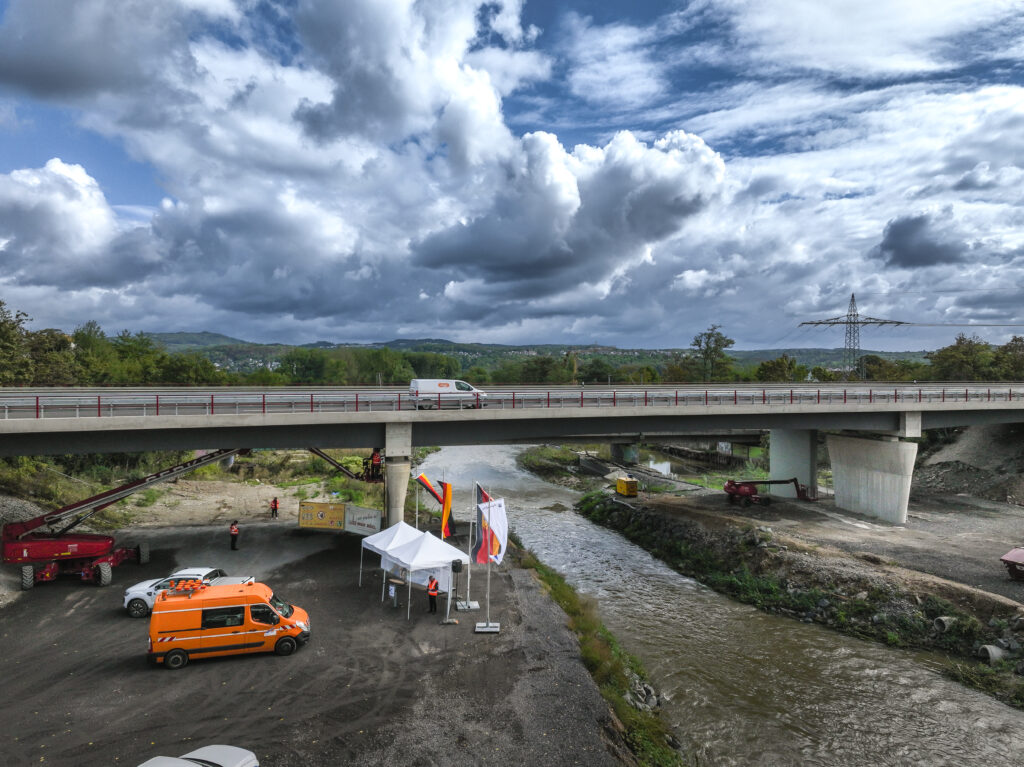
[{"left": 2, "top": 448, "right": 246, "bottom": 590}]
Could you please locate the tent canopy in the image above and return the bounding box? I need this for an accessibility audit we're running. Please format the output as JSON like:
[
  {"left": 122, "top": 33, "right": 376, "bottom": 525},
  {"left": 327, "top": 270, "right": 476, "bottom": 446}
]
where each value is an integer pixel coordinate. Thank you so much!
[
  {"left": 361, "top": 520, "right": 422, "bottom": 557},
  {"left": 387, "top": 531, "right": 469, "bottom": 571}
]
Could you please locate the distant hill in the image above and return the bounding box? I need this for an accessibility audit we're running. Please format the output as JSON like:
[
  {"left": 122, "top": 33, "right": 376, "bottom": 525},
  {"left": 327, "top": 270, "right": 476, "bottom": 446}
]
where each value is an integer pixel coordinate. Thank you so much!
[
  {"left": 148, "top": 331, "right": 253, "bottom": 351},
  {"left": 144, "top": 333, "right": 931, "bottom": 374}
]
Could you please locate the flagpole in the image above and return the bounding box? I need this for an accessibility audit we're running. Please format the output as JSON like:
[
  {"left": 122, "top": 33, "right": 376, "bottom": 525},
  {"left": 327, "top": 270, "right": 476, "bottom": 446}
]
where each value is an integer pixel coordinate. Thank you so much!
[
  {"left": 415, "top": 484, "right": 419, "bottom": 529},
  {"left": 475, "top": 488, "right": 499, "bottom": 633},
  {"left": 458, "top": 483, "right": 479, "bottom": 611}
]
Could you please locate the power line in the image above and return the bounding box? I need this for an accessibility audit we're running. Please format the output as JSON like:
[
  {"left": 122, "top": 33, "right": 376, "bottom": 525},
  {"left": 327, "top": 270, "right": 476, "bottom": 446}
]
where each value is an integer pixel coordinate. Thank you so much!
[{"left": 799, "top": 293, "right": 906, "bottom": 377}]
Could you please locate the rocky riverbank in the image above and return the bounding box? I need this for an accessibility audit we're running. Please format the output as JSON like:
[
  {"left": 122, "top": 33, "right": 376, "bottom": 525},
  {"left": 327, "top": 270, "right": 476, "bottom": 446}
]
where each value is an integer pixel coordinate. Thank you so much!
[{"left": 576, "top": 491, "right": 1024, "bottom": 709}]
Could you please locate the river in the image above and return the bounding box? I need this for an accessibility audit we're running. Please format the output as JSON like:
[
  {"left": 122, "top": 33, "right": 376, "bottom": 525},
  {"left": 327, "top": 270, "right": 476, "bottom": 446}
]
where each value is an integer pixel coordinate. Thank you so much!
[{"left": 417, "top": 445, "right": 1024, "bottom": 767}]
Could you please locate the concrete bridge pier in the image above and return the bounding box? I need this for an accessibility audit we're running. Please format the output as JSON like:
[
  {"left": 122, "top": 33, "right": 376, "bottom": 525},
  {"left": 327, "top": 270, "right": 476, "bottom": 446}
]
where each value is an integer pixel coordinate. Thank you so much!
[
  {"left": 384, "top": 423, "right": 412, "bottom": 527},
  {"left": 610, "top": 442, "right": 639, "bottom": 464},
  {"left": 826, "top": 434, "right": 917, "bottom": 524},
  {"left": 769, "top": 429, "right": 817, "bottom": 498}
]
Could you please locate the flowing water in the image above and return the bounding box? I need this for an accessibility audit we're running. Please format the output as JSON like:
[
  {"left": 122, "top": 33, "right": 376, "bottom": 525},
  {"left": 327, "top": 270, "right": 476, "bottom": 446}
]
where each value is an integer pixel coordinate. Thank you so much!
[{"left": 417, "top": 445, "right": 1024, "bottom": 766}]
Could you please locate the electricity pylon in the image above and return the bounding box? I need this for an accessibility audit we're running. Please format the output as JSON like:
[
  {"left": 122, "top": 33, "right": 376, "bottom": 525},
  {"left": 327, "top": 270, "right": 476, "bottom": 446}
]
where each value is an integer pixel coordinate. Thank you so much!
[{"left": 800, "top": 293, "right": 906, "bottom": 378}]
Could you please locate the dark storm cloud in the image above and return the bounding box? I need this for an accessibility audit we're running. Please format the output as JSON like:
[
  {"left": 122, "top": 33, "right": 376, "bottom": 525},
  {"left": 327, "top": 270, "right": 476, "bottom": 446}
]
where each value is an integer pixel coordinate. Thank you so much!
[
  {"left": 869, "top": 210, "right": 965, "bottom": 268},
  {"left": 413, "top": 130, "right": 724, "bottom": 303},
  {"left": 0, "top": 1, "right": 200, "bottom": 99}
]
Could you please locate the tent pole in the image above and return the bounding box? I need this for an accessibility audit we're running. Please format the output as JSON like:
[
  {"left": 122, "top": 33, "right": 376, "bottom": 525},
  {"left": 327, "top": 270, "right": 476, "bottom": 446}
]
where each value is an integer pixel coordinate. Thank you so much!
[
  {"left": 359, "top": 547, "right": 364, "bottom": 587},
  {"left": 380, "top": 568, "right": 386, "bottom": 602},
  {"left": 407, "top": 575, "right": 412, "bottom": 621},
  {"left": 445, "top": 566, "right": 453, "bottom": 621}
]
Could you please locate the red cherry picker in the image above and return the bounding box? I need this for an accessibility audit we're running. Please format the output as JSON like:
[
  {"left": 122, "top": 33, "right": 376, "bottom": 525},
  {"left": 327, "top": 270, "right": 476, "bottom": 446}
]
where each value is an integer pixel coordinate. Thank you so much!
[{"left": 3, "top": 448, "right": 245, "bottom": 590}]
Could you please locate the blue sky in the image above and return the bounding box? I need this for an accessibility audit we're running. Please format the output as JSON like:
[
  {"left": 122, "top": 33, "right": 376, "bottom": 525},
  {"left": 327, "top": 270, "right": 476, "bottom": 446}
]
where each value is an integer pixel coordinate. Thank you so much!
[{"left": 1, "top": 0, "right": 1023, "bottom": 352}]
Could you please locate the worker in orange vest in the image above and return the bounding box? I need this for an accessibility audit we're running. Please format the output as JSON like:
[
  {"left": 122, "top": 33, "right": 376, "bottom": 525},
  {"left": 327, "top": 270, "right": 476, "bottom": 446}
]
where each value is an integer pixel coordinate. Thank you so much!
[
  {"left": 230, "top": 520, "right": 240, "bottom": 550},
  {"left": 269, "top": 497, "right": 279, "bottom": 519},
  {"left": 426, "top": 575, "right": 438, "bottom": 614},
  {"left": 370, "top": 448, "right": 382, "bottom": 480}
]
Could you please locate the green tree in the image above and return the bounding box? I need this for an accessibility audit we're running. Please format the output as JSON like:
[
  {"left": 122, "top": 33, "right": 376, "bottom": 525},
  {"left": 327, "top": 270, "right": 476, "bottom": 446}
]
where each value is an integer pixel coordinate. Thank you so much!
[
  {"left": 579, "top": 357, "right": 615, "bottom": 384},
  {"left": 687, "top": 325, "right": 735, "bottom": 382},
  {"left": 926, "top": 334, "right": 994, "bottom": 381},
  {"left": 27, "top": 328, "right": 80, "bottom": 385},
  {"left": 278, "top": 348, "right": 329, "bottom": 383},
  {"left": 521, "top": 355, "right": 567, "bottom": 384},
  {"left": 353, "top": 348, "right": 416, "bottom": 385},
  {"left": 160, "top": 353, "right": 226, "bottom": 385},
  {"left": 462, "top": 366, "right": 490, "bottom": 385},
  {"left": 755, "top": 354, "right": 807, "bottom": 382},
  {"left": 111, "top": 330, "right": 166, "bottom": 383},
  {"left": 810, "top": 365, "right": 840, "bottom": 383},
  {"left": 405, "top": 352, "right": 461, "bottom": 379},
  {"left": 0, "top": 300, "right": 32, "bottom": 385},
  {"left": 72, "top": 321, "right": 118, "bottom": 384},
  {"left": 992, "top": 336, "right": 1024, "bottom": 380}
]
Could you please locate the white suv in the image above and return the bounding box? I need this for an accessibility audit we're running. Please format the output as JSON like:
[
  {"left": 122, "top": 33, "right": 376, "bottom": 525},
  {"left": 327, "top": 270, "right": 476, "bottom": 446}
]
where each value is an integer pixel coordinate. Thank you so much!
[{"left": 123, "top": 567, "right": 228, "bottom": 618}]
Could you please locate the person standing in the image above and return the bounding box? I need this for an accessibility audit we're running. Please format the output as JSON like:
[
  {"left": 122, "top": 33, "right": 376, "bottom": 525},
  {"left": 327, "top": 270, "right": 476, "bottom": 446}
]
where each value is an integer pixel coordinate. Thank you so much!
[
  {"left": 230, "top": 520, "right": 240, "bottom": 550},
  {"left": 370, "top": 448, "right": 382, "bottom": 481},
  {"left": 270, "top": 497, "right": 279, "bottom": 519},
  {"left": 426, "top": 575, "right": 438, "bottom": 614}
]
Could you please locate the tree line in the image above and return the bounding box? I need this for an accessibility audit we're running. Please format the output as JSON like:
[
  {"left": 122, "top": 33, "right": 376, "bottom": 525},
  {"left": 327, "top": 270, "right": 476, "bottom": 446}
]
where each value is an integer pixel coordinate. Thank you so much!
[{"left": 2, "top": 300, "right": 1020, "bottom": 386}]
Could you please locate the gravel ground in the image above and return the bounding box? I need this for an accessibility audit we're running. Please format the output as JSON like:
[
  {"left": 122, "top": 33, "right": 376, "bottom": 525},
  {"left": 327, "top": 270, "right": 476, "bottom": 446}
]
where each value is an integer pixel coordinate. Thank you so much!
[{"left": 0, "top": 521, "right": 632, "bottom": 767}]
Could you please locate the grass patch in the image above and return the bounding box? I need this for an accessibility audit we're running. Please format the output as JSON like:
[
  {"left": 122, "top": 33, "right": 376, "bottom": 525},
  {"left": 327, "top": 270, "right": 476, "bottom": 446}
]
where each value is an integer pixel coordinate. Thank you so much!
[{"left": 516, "top": 445, "right": 579, "bottom": 480}]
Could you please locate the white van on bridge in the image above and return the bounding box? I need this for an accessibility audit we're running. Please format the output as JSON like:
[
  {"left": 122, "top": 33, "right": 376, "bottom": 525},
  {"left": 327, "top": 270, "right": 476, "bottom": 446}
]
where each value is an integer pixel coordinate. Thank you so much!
[{"left": 409, "top": 379, "right": 486, "bottom": 409}]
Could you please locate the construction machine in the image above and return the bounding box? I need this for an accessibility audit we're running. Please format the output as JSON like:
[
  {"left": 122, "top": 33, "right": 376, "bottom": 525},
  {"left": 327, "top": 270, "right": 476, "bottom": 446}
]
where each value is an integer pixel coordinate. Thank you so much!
[
  {"left": 3, "top": 448, "right": 245, "bottom": 590},
  {"left": 722, "top": 477, "right": 816, "bottom": 507}
]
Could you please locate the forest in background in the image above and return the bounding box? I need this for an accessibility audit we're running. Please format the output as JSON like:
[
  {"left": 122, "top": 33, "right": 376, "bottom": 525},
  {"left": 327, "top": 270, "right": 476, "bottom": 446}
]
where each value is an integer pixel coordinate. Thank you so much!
[{"left": 1, "top": 300, "right": 1020, "bottom": 387}]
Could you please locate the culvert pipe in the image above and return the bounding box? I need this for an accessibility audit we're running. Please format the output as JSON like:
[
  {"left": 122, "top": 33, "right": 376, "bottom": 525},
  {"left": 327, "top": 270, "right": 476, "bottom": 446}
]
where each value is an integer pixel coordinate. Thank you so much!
[
  {"left": 933, "top": 616, "right": 957, "bottom": 633},
  {"left": 977, "top": 645, "right": 1005, "bottom": 664}
]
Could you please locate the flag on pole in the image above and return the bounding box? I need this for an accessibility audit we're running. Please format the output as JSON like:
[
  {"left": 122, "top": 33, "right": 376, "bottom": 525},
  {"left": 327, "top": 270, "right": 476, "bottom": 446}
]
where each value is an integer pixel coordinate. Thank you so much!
[
  {"left": 472, "top": 483, "right": 493, "bottom": 564},
  {"left": 476, "top": 497, "right": 508, "bottom": 564},
  {"left": 414, "top": 473, "right": 443, "bottom": 505},
  {"left": 440, "top": 481, "right": 453, "bottom": 539}
]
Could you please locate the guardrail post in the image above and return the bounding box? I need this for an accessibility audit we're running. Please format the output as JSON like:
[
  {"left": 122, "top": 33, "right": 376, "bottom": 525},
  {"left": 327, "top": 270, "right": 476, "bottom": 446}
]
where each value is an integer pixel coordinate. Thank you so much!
[
  {"left": 645, "top": 390, "right": 648, "bottom": 406},
  {"left": 310, "top": 393, "right": 314, "bottom": 413},
  {"left": 612, "top": 391, "right": 616, "bottom": 407},
  {"left": 790, "top": 389, "right": 794, "bottom": 404},
  {"left": 918, "top": 388, "right": 922, "bottom": 403},
  {"left": 356, "top": 393, "right": 360, "bottom": 412},
  {"left": 893, "top": 388, "right": 897, "bottom": 403},
  {"left": 98, "top": 395, "right": 102, "bottom": 417},
  {"left": 869, "top": 389, "right": 872, "bottom": 403},
  {"left": 437, "top": 393, "right": 442, "bottom": 410},
  {"left": 762, "top": 389, "right": 766, "bottom": 405},
  {"left": 843, "top": 390, "right": 847, "bottom": 404},
  {"left": 942, "top": 389, "right": 946, "bottom": 402},
  {"left": 156, "top": 395, "right": 160, "bottom": 416},
  {"left": 548, "top": 391, "right": 551, "bottom": 408},
  {"left": 512, "top": 392, "right": 516, "bottom": 409},
  {"left": 965, "top": 388, "right": 968, "bottom": 402},
  {"left": 988, "top": 388, "right": 991, "bottom": 402},
  {"left": 675, "top": 390, "right": 678, "bottom": 406},
  {"left": 817, "top": 389, "right": 820, "bottom": 404},
  {"left": 262, "top": 393, "right": 266, "bottom": 414},
  {"left": 705, "top": 390, "right": 708, "bottom": 406},
  {"left": 35, "top": 396, "right": 40, "bottom": 419},
  {"left": 400, "top": 393, "right": 403, "bottom": 410},
  {"left": 734, "top": 390, "right": 737, "bottom": 405}
]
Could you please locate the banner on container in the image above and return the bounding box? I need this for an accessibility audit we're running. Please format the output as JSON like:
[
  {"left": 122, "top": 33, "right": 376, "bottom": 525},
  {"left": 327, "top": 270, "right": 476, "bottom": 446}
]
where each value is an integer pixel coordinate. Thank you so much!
[{"left": 298, "top": 501, "right": 382, "bottom": 535}]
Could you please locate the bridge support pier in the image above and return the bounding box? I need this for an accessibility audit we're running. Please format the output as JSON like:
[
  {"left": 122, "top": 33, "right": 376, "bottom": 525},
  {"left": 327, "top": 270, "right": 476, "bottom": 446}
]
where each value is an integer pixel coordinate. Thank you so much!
[
  {"left": 826, "top": 434, "right": 916, "bottom": 524},
  {"left": 610, "top": 443, "right": 639, "bottom": 464},
  {"left": 384, "top": 423, "right": 412, "bottom": 527},
  {"left": 769, "top": 429, "right": 817, "bottom": 498}
]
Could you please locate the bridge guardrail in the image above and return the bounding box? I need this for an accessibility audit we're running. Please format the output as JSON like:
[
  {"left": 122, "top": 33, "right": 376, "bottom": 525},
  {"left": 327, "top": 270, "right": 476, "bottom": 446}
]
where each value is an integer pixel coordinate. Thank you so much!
[{"left": 0, "top": 386, "right": 1022, "bottom": 420}]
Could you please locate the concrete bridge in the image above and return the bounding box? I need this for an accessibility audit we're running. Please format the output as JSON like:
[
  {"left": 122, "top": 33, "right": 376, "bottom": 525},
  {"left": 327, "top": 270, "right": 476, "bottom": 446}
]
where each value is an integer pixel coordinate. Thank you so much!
[{"left": 3, "top": 384, "right": 1023, "bottom": 526}]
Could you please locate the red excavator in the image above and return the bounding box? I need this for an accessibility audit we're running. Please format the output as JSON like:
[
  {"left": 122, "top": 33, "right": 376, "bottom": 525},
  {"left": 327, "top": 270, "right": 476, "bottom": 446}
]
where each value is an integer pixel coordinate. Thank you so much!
[
  {"left": 2, "top": 448, "right": 244, "bottom": 590},
  {"left": 723, "top": 477, "right": 816, "bottom": 507}
]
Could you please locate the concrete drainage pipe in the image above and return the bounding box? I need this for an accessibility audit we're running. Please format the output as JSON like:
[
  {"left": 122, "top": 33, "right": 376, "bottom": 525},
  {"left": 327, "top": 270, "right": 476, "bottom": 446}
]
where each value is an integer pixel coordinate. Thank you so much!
[
  {"left": 933, "top": 616, "right": 957, "bottom": 633},
  {"left": 977, "top": 645, "right": 1005, "bottom": 664}
]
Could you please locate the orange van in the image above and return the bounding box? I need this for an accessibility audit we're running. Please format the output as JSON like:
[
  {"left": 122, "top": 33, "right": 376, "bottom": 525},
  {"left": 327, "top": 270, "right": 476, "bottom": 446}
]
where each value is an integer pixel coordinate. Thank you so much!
[{"left": 147, "top": 580, "right": 310, "bottom": 669}]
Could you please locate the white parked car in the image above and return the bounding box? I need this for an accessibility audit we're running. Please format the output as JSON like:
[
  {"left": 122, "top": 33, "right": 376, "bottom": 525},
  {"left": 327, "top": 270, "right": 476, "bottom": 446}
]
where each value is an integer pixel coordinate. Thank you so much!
[
  {"left": 123, "top": 567, "right": 228, "bottom": 618},
  {"left": 137, "top": 744, "right": 258, "bottom": 767}
]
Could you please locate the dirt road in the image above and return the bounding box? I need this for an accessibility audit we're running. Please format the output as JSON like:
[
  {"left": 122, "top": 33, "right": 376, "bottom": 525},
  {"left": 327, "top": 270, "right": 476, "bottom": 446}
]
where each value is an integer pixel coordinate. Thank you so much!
[{"left": 0, "top": 522, "right": 626, "bottom": 767}]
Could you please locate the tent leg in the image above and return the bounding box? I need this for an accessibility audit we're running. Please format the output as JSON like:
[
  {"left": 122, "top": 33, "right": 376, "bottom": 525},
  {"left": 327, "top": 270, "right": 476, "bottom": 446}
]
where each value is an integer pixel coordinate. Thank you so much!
[
  {"left": 407, "top": 578, "right": 412, "bottom": 621},
  {"left": 381, "top": 569, "right": 386, "bottom": 602},
  {"left": 359, "top": 548, "right": 363, "bottom": 587}
]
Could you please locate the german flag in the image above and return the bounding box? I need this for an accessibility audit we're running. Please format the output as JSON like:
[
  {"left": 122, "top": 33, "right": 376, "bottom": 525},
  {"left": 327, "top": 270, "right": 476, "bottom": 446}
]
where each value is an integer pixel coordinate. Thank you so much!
[
  {"left": 414, "top": 473, "right": 443, "bottom": 505},
  {"left": 472, "top": 483, "right": 500, "bottom": 564},
  {"left": 440, "top": 482, "right": 453, "bottom": 539}
]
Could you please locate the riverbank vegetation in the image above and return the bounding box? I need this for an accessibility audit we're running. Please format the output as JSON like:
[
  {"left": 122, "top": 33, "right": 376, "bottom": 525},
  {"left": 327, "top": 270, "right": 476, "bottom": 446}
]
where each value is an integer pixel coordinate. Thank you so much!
[
  {"left": 575, "top": 492, "right": 1024, "bottom": 710},
  {"left": 512, "top": 539, "right": 689, "bottom": 767}
]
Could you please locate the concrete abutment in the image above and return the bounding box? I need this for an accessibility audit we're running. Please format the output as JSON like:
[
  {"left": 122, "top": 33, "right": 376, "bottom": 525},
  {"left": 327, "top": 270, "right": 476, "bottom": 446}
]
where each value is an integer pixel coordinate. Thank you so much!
[{"left": 826, "top": 434, "right": 917, "bottom": 524}]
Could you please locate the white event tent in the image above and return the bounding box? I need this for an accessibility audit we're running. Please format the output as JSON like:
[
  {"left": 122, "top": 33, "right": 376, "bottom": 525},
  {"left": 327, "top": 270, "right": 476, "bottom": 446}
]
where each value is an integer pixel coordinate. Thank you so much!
[
  {"left": 358, "top": 520, "right": 422, "bottom": 587},
  {"left": 361, "top": 522, "right": 469, "bottom": 620}
]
